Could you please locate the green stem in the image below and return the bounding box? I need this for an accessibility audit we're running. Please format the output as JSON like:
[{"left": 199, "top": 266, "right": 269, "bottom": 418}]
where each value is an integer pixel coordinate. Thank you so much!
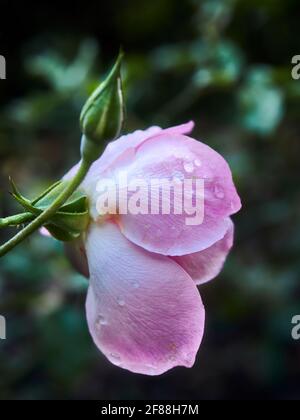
[
  {"left": 0, "top": 159, "right": 91, "bottom": 258},
  {"left": 0, "top": 212, "right": 35, "bottom": 228}
]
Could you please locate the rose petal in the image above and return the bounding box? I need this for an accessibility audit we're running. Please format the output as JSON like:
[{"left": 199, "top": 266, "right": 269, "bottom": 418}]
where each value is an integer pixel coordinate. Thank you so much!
[
  {"left": 173, "top": 219, "right": 234, "bottom": 285},
  {"left": 85, "top": 221, "right": 205, "bottom": 375},
  {"left": 64, "top": 122, "right": 195, "bottom": 189},
  {"left": 89, "top": 133, "right": 240, "bottom": 256},
  {"left": 39, "top": 227, "right": 51, "bottom": 237}
]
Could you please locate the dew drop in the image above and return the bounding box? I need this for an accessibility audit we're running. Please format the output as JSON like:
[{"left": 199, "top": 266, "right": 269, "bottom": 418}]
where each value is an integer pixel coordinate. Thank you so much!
[
  {"left": 169, "top": 354, "right": 177, "bottom": 362},
  {"left": 183, "top": 161, "right": 194, "bottom": 173},
  {"left": 183, "top": 352, "right": 194, "bottom": 364},
  {"left": 214, "top": 184, "right": 225, "bottom": 199},
  {"left": 145, "top": 364, "right": 157, "bottom": 373},
  {"left": 117, "top": 297, "right": 125, "bottom": 307},
  {"left": 110, "top": 353, "right": 122, "bottom": 365},
  {"left": 194, "top": 159, "right": 202, "bottom": 167},
  {"left": 145, "top": 363, "right": 156, "bottom": 369},
  {"left": 110, "top": 352, "right": 120, "bottom": 359},
  {"left": 96, "top": 315, "right": 107, "bottom": 327}
]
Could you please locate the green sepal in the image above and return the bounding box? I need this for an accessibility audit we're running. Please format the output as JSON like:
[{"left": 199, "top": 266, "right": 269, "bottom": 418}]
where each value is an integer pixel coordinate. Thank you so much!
[
  {"left": 9, "top": 177, "right": 39, "bottom": 214},
  {"left": 31, "top": 181, "right": 62, "bottom": 205},
  {"left": 9, "top": 179, "right": 90, "bottom": 242},
  {"left": 43, "top": 224, "right": 82, "bottom": 242},
  {"left": 51, "top": 207, "right": 89, "bottom": 235},
  {"left": 33, "top": 180, "right": 70, "bottom": 208}
]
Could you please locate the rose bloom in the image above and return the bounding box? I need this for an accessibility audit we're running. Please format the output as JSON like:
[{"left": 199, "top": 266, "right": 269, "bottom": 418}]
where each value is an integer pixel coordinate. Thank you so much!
[{"left": 60, "top": 121, "right": 241, "bottom": 375}]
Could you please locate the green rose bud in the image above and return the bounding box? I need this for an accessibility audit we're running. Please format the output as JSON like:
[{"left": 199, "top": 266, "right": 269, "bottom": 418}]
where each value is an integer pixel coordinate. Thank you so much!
[{"left": 80, "top": 52, "right": 124, "bottom": 163}]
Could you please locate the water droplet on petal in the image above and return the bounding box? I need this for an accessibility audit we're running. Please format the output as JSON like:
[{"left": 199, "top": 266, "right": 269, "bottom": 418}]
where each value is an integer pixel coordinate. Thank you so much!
[
  {"left": 145, "top": 364, "right": 157, "bottom": 373},
  {"left": 110, "top": 353, "right": 122, "bottom": 365},
  {"left": 117, "top": 297, "right": 125, "bottom": 307},
  {"left": 183, "top": 162, "right": 194, "bottom": 173},
  {"left": 96, "top": 315, "right": 108, "bottom": 327},
  {"left": 132, "top": 282, "right": 140, "bottom": 289},
  {"left": 169, "top": 354, "right": 177, "bottom": 362},
  {"left": 183, "top": 352, "right": 194, "bottom": 364},
  {"left": 194, "top": 159, "right": 202, "bottom": 167},
  {"left": 110, "top": 352, "right": 120, "bottom": 359},
  {"left": 214, "top": 184, "right": 225, "bottom": 199}
]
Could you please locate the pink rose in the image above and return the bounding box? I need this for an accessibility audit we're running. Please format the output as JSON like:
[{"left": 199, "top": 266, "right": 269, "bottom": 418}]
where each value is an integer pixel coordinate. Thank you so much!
[{"left": 64, "top": 121, "right": 241, "bottom": 375}]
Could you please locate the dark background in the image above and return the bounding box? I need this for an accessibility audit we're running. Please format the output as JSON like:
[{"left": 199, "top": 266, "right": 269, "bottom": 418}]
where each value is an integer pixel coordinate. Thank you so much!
[{"left": 0, "top": 0, "right": 300, "bottom": 400}]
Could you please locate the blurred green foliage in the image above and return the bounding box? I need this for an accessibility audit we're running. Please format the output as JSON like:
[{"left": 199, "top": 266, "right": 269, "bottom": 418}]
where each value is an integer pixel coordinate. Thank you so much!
[{"left": 0, "top": 0, "right": 300, "bottom": 400}]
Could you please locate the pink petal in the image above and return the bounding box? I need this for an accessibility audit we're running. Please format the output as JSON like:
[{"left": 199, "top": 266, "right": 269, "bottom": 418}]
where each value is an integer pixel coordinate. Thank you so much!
[
  {"left": 85, "top": 221, "right": 205, "bottom": 376},
  {"left": 39, "top": 227, "right": 51, "bottom": 237},
  {"left": 173, "top": 219, "right": 234, "bottom": 285},
  {"left": 64, "top": 122, "right": 195, "bottom": 189},
  {"left": 95, "top": 133, "right": 241, "bottom": 256},
  {"left": 160, "top": 121, "right": 195, "bottom": 136}
]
